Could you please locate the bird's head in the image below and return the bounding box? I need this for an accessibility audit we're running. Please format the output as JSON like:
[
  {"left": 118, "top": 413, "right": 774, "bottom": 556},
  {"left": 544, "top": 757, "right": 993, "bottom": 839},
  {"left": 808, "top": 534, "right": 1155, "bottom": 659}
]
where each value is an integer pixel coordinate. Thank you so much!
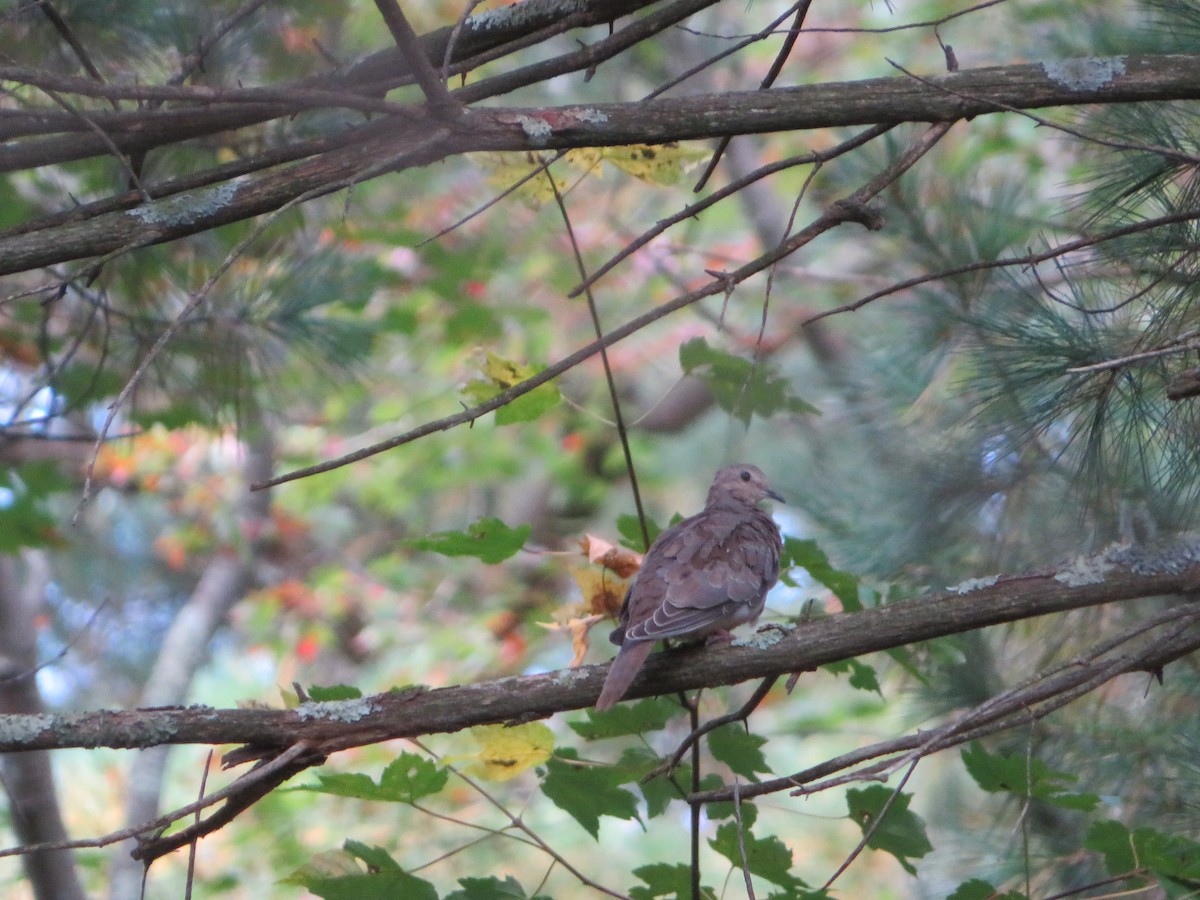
[{"left": 706, "top": 463, "right": 785, "bottom": 509}]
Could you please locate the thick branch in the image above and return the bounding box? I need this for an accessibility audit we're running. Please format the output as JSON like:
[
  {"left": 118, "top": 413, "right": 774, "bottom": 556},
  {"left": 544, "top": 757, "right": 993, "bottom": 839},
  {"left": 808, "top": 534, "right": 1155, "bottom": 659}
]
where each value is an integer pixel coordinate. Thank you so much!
[
  {"left": 1, "top": 54, "right": 1196, "bottom": 277},
  {"left": 0, "top": 543, "right": 1197, "bottom": 757}
]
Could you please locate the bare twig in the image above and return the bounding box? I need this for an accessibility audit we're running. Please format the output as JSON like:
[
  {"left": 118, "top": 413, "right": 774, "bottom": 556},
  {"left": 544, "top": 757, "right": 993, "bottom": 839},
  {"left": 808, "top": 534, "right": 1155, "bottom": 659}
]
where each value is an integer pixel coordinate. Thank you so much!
[
  {"left": 34, "top": 0, "right": 107, "bottom": 87},
  {"left": 647, "top": 675, "right": 778, "bottom": 781},
  {"left": 694, "top": 0, "right": 813, "bottom": 191},
  {"left": 802, "top": 208, "right": 1200, "bottom": 326},
  {"left": 569, "top": 124, "right": 894, "bottom": 298},
  {"left": 373, "top": 0, "right": 458, "bottom": 112},
  {"left": 689, "top": 600, "right": 1200, "bottom": 804},
  {"left": 547, "top": 160, "right": 650, "bottom": 549}
]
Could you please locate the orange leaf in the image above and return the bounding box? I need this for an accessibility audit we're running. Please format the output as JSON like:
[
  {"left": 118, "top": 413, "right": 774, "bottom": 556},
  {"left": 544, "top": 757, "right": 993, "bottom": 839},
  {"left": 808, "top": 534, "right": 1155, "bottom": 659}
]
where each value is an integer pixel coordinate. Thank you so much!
[{"left": 580, "top": 533, "right": 643, "bottom": 579}]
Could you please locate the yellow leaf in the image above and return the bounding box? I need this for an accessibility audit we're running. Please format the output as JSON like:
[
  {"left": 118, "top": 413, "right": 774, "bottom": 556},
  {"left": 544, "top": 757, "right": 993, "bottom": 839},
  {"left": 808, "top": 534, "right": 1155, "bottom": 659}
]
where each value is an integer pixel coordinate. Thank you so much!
[
  {"left": 462, "top": 723, "right": 554, "bottom": 781},
  {"left": 467, "top": 151, "right": 561, "bottom": 207},
  {"left": 570, "top": 565, "right": 628, "bottom": 619},
  {"left": 600, "top": 143, "right": 708, "bottom": 185}
]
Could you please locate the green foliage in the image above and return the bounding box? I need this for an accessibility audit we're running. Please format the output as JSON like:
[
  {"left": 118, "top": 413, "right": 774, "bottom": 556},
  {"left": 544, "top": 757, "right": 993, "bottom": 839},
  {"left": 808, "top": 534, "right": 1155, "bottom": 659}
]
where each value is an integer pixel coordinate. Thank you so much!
[
  {"left": 0, "top": 461, "right": 70, "bottom": 551},
  {"left": 706, "top": 724, "right": 771, "bottom": 783},
  {"left": 679, "top": 337, "right": 817, "bottom": 426},
  {"left": 845, "top": 785, "right": 933, "bottom": 875},
  {"left": 461, "top": 352, "right": 562, "bottom": 424},
  {"left": 1086, "top": 820, "right": 1200, "bottom": 894},
  {"left": 445, "top": 876, "right": 552, "bottom": 899},
  {"left": 708, "top": 814, "right": 807, "bottom": 892},
  {"left": 306, "top": 684, "right": 364, "bottom": 701},
  {"left": 403, "top": 517, "right": 531, "bottom": 563},
  {"left": 572, "top": 697, "right": 681, "bottom": 739},
  {"left": 617, "top": 512, "right": 664, "bottom": 550},
  {"left": 782, "top": 537, "right": 861, "bottom": 611},
  {"left": 947, "top": 879, "right": 1026, "bottom": 900},
  {"left": 295, "top": 753, "right": 448, "bottom": 804},
  {"left": 282, "top": 841, "right": 438, "bottom": 899},
  {"left": 961, "top": 741, "right": 1100, "bottom": 810},
  {"left": 630, "top": 863, "right": 715, "bottom": 900},
  {"left": 822, "top": 658, "right": 882, "bottom": 695},
  {"left": 539, "top": 749, "right": 642, "bottom": 838}
]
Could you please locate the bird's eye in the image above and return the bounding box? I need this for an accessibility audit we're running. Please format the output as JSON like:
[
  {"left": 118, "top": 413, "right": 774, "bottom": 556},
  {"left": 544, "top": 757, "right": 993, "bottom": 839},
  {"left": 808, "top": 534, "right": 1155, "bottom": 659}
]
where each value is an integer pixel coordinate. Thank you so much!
[{"left": 740, "top": 470, "right": 751, "bottom": 482}]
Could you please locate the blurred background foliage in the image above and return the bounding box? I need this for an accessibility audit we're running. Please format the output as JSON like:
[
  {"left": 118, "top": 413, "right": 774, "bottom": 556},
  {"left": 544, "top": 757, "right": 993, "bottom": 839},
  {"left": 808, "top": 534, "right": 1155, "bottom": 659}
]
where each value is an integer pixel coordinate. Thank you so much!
[{"left": 2, "top": 0, "right": 1200, "bottom": 897}]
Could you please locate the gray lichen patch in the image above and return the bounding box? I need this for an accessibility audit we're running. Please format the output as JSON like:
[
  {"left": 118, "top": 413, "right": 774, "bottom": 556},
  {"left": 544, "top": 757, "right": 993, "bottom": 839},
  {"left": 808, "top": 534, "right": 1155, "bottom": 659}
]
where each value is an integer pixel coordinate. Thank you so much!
[
  {"left": 469, "top": 0, "right": 587, "bottom": 30},
  {"left": 128, "top": 181, "right": 240, "bottom": 227},
  {"left": 1107, "top": 535, "right": 1200, "bottom": 575},
  {"left": 733, "top": 624, "right": 791, "bottom": 648},
  {"left": 948, "top": 575, "right": 1001, "bottom": 594},
  {"left": 0, "top": 713, "right": 52, "bottom": 742},
  {"left": 1042, "top": 57, "right": 1126, "bottom": 91},
  {"left": 515, "top": 115, "right": 553, "bottom": 145},
  {"left": 295, "top": 697, "right": 377, "bottom": 722}
]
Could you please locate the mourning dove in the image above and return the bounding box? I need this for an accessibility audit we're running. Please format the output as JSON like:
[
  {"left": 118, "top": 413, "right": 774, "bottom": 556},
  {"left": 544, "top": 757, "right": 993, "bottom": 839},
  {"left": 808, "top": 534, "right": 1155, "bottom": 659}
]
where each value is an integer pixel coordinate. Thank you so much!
[{"left": 595, "top": 464, "right": 783, "bottom": 710}]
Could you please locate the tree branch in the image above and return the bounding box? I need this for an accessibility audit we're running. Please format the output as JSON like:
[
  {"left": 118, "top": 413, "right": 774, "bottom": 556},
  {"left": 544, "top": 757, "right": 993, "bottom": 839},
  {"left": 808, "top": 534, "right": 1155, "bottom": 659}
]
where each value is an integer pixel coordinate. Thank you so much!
[
  {"left": 3, "top": 54, "right": 1199, "bottom": 276},
  {"left": 0, "top": 542, "right": 1196, "bottom": 758}
]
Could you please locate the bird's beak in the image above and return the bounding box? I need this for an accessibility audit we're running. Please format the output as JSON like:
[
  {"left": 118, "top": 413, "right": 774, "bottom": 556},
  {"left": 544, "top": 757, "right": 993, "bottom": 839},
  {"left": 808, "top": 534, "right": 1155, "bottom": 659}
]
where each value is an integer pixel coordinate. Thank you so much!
[{"left": 767, "top": 488, "right": 785, "bottom": 504}]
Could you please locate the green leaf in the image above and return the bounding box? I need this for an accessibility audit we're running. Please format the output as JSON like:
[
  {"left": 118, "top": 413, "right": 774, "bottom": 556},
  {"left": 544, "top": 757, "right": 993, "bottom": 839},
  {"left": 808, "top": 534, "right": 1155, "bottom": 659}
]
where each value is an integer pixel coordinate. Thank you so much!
[
  {"left": 1086, "top": 819, "right": 1137, "bottom": 874},
  {"left": 307, "top": 684, "right": 363, "bottom": 701},
  {"left": 296, "top": 753, "right": 448, "bottom": 803},
  {"left": 1086, "top": 820, "right": 1200, "bottom": 889},
  {"left": 630, "top": 862, "right": 716, "bottom": 900},
  {"left": 822, "top": 658, "right": 882, "bottom": 695},
  {"left": 344, "top": 840, "right": 402, "bottom": 872},
  {"left": 50, "top": 362, "right": 125, "bottom": 405},
  {"left": 679, "top": 337, "right": 817, "bottom": 426},
  {"left": 281, "top": 843, "right": 437, "bottom": 900},
  {"left": 707, "top": 724, "right": 771, "bottom": 783},
  {"left": 572, "top": 697, "right": 680, "bottom": 739},
  {"left": 947, "top": 879, "right": 1026, "bottom": 900},
  {"left": 0, "top": 462, "right": 68, "bottom": 551},
  {"left": 782, "top": 537, "right": 861, "bottom": 611},
  {"left": 540, "top": 748, "right": 641, "bottom": 838},
  {"left": 446, "top": 875, "right": 550, "bottom": 899},
  {"left": 709, "top": 818, "right": 804, "bottom": 890},
  {"left": 845, "top": 785, "right": 933, "bottom": 875},
  {"left": 702, "top": 773, "right": 750, "bottom": 822},
  {"left": 378, "top": 754, "right": 451, "bottom": 803},
  {"left": 961, "top": 742, "right": 1099, "bottom": 810},
  {"left": 610, "top": 747, "right": 688, "bottom": 819},
  {"left": 616, "top": 513, "right": 663, "bottom": 550},
  {"left": 404, "top": 517, "right": 530, "bottom": 563},
  {"left": 461, "top": 352, "right": 561, "bottom": 424}
]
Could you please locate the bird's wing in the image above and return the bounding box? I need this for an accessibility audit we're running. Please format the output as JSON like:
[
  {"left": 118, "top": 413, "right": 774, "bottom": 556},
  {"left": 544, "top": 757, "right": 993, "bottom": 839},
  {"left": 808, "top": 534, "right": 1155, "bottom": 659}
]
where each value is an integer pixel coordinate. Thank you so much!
[{"left": 623, "top": 511, "right": 779, "bottom": 642}]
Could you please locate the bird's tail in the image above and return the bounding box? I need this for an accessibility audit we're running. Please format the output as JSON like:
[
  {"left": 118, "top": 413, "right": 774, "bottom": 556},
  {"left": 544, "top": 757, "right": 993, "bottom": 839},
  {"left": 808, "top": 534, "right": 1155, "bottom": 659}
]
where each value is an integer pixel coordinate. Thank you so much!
[{"left": 595, "top": 641, "right": 654, "bottom": 710}]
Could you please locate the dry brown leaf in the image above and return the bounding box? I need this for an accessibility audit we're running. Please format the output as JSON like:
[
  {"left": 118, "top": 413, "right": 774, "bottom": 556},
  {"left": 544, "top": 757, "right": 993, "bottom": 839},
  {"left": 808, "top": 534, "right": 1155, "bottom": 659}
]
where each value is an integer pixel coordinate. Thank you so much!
[{"left": 580, "top": 533, "right": 643, "bottom": 579}]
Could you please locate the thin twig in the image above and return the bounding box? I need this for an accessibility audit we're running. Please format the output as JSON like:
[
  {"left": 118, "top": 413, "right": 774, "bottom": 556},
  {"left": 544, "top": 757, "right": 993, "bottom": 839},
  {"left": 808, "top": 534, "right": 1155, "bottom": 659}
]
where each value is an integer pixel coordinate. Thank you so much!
[
  {"left": 372, "top": 0, "right": 457, "bottom": 112},
  {"left": 569, "top": 124, "right": 894, "bottom": 298},
  {"left": 35, "top": 0, "right": 108, "bottom": 89},
  {"left": 694, "top": 0, "right": 813, "bottom": 191},
  {"left": 645, "top": 1, "right": 807, "bottom": 102},
  {"left": 731, "top": 780, "right": 756, "bottom": 899},
  {"left": 547, "top": 160, "right": 650, "bottom": 549},
  {"left": 0, "top": 742, "right": 319, "bottom": 860},
  {"left": 802, "top": 208, "right": 1200, "bottom": 326},
  {"left": 647, "top": 675, "right": 778, "bottom": 781},
  {"left": 822, "top": 757, "right": 919, "bottom": 890},
  {"left": 689, "top": 601, "right": 1200, "bottom": 805}
]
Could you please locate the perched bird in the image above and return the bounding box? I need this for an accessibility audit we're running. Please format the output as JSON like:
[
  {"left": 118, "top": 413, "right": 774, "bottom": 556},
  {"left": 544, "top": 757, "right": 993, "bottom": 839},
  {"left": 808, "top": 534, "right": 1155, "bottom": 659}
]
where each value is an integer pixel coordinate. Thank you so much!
[{"left": 595, "top": 464, "right": 783, "bottom": 710}]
